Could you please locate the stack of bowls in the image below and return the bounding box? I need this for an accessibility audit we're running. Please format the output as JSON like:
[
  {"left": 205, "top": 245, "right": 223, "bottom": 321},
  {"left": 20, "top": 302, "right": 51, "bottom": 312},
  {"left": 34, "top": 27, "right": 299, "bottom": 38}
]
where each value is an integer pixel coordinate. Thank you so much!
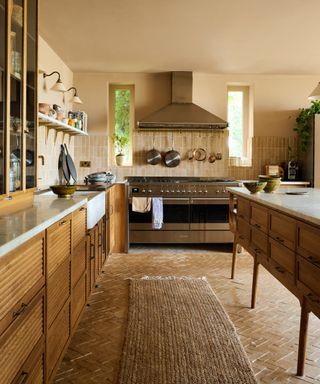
[{"left": 258, "top": 175, "right": 281, "bottom": 193}]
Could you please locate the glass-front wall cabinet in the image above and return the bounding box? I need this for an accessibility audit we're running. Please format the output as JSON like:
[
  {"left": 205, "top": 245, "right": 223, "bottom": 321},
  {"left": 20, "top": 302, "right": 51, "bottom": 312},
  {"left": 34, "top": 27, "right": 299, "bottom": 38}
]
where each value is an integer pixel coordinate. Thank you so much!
[
  {"left": 0, "top": 0, "right": 5, "bottom": 195},
  {"left": 0, "top": 0, "right": 37, "bottom": 196}
]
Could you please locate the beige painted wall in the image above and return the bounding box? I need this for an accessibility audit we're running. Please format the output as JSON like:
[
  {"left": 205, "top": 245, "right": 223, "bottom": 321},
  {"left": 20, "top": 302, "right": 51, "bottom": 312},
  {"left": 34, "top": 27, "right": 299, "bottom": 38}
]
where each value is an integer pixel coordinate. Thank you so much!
[
  {"left": 37, "top": 37, "right": 75, "bottom": 189},
  {"left": 73, "top": 71, "right": 320, "bottom": 179}
]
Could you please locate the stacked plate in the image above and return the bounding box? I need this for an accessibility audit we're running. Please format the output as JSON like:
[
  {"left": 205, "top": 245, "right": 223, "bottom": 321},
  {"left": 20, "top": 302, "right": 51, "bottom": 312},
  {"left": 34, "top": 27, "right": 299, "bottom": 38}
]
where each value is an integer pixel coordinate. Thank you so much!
[{"left": 85, "top": 172, "right": 115, "bottom": 185}]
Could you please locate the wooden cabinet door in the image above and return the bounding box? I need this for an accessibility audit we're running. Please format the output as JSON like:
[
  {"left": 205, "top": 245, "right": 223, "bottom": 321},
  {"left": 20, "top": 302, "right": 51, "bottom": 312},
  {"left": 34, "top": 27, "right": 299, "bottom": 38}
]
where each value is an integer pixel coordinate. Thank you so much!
[
  {"left": 72, "top": 237, "right": 87, "bottom": 288},
  {"left": 269, "top": 237, "right": 295, "bottom": 275},
  {"left": 297, "top": 221, "right": 320, "bottom": 262},
  {"left": 47, "top": 300, "right": 71, "bottom": 381},
  {"left": 47, "top": 258, "right": 71, "bottom": 328},
  {"left": 0, "top": 232, "right": 45, "bottom": 336},
  {"left": 0, "top": 289, "right": 45, "bottom": 384},
  {"left": 71, "top": 273, "right": 86, "bottom": 329},
  {"left": 47, "top": 214, "right": 72, "bottom": 276},
  {"left": 72, "top": 206, "right": 87, "bottom": 249}
]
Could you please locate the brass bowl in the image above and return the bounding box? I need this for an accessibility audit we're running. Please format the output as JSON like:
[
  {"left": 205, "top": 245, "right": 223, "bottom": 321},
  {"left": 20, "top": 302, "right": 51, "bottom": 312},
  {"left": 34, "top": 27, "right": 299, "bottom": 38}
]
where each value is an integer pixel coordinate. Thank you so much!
[
  {"left": 50, "top": 185, "right": 76, "bottom": 198},
  {"left": 243, "top": 180, "right": 267, "bottom": 194},
  {"left": 258, "top": 175, "right": 281, "bottom": 193}
]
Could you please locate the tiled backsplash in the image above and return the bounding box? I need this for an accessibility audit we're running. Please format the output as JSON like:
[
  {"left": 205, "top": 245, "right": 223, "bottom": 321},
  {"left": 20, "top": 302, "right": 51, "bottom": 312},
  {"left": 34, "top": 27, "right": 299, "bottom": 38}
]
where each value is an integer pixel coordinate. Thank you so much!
[{"left": 74, "top": 131, "right": 297, "bottom": 181}]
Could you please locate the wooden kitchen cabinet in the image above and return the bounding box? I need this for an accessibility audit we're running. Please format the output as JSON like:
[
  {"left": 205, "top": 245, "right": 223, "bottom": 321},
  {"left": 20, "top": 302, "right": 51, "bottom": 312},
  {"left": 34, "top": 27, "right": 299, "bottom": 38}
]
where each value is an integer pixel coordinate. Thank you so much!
[
  {"left": 250, "top": 202, "right": 268, "bottom": 233},
  {"left": 107, "top": 184, "right": 127, "bottom": 254},
  {"left": 269, "top": 210, "right": 296, "bottom": 251},
  {"left": 0, "top": 288, "right": 45, "bottom": 384},
  {"left": 0, "top": 0, "right": 38, "bottom": 213}
]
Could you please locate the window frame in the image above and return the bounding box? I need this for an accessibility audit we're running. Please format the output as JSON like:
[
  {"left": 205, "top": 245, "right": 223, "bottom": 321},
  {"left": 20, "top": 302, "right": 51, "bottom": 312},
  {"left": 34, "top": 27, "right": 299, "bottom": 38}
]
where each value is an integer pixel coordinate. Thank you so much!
[
  {"left": 227, "top": 84, "right": 253, "bottom": 165},
  {"left": 109, "top": 84, "right": 134, "bottom": 166}
]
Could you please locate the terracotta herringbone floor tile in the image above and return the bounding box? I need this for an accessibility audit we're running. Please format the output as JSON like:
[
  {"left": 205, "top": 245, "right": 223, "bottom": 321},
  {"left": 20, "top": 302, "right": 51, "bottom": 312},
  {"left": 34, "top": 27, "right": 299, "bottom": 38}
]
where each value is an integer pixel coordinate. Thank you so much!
[{"left": 54, "top": 245, "right": 320, "bottom": 383}]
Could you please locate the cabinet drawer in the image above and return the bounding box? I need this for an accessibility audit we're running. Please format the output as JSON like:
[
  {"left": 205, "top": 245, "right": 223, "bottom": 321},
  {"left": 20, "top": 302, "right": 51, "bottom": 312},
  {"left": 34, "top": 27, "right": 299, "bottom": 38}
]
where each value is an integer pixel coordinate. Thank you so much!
[
  {"left": 47, "top": 215, "right": 71, "bottom": 276},
  {"left": 0, "top": 289, "right": 45, "bottom": 384},
  {"left": 297, "top": 255, "right": 320, "bottom": 298},
  {"left": 47, "top": 300, "right": 71, "bottom": 381},
  {"left": 251, "top": 227, "right": 268, "bottom": 256},
  {"left": 47, "top": 258, "right": 71, "bottom": 327},
  {"left": 72, "top": 206, "right": 87, "bottom": 248},
  {"left": 237, "top": 197, "right": 250, "bottom": 221},
  {"left": 297, "top": 222, "right": 320, "bottom": 261},
  {"left": 269, "top": 238, "right": 295, "bottom": 274},
  {"left": 72, "top": 238, "right": 87, "bottom": 287},
  {"left": 71, "top": 273, "right": 86, "bottom": 329},
  {"left": 237, "top": 217, "right": 251, "bottom": 248},
  {"left": 269, "top": 210, "right": 296, "bottom": 250},
  {"left": 0, "top": 233, "right": 45, "bottom": 335},
  {"left": 268, "top": 257, "right": 295, "bottom": 293},
  {"left": 12, "top": 342, "right": 45, "bottom": 384},
  {"left": 250, "top": 202, "right": 268, "bottom": 233}
]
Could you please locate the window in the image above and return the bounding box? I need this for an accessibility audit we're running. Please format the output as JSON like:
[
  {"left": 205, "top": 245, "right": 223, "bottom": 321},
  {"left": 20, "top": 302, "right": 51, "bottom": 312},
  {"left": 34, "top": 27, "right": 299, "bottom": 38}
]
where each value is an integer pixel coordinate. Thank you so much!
[
  {"left": 227, "top": 85, "right": 252, "bottom": 164},
  {"left": 109, "top": 84, "right": 134, "bottom": 166}
]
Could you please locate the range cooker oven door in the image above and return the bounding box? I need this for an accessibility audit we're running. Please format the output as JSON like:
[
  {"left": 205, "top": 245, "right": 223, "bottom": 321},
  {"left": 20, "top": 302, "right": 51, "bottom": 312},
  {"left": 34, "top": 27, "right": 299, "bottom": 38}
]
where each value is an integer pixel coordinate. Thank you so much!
[
  {"left": 190, "top": 198, "right": 230, "bottom": 230},
  {"left": 129, "top": 198, "right": 190, "bottom": 230}
]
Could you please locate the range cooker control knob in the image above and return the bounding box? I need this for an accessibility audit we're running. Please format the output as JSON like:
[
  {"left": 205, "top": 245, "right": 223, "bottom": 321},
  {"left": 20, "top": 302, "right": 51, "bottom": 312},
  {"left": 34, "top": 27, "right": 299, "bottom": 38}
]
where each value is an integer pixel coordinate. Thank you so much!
[
  {"left": 222, "top": 189, "right": 226, "bottom": 193},
  {"left": 171, "top": 190, "right": 175, "bottom": 193},
  {"left": 187, "top": 190, "right": 191, "bottom": 193},
  {"left": 176, "top": 190, "right": 180, "bottom": 193},
  {"left": 198, "top": 190, "right": 203, "bottom": 193},
  {"left": 142, "top": 189, "right": 146, "bottom": 193},
  {"left": 166, "top": 190, "right": 170, "bottom": 193},
  {"left": 160, "top": 189, "right": 164, "bottom": 193},
  {"left": 204, "top": 190, "right": 208, "bottom": 193},
  {"left": 148, "top": 189, "right": 152, "bottom": 193},
  {"left": 216, "top": 189, "right": 220, "bottom": 194},
  {"left": 182, "top": 190, "right": 186, "bottom": 193},
  {"left": 193, "top": 190, "right": 197, "bottom": 193}
]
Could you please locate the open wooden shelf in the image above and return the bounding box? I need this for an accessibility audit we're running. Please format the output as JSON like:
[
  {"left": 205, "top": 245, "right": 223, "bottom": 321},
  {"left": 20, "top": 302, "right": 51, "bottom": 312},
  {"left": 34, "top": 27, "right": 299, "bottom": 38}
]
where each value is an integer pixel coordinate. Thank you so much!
[{"left": 38, "top": 112, "right": 88, "bottom": 143}]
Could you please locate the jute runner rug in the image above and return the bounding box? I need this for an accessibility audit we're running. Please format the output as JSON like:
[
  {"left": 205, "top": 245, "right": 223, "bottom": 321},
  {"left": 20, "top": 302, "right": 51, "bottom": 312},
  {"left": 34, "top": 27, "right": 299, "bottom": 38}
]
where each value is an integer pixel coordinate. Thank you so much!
[{"left": 118, "top": 276, "right": 257, "bottom": 384}]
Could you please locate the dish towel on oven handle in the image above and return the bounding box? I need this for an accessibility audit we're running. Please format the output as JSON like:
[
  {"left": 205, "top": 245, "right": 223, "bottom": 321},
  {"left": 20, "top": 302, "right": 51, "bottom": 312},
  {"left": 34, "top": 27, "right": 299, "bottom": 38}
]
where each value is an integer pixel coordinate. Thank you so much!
[
  {"left": 132, "top": 197, "right": 152, "bottom": 213},
  {"left": 152, "top": 197, "right": 163, "bottom": 229}
]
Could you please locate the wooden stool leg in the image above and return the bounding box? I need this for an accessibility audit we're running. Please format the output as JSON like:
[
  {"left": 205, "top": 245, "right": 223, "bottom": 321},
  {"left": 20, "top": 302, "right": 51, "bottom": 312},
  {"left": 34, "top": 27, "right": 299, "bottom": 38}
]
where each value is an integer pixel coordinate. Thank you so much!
[
  {"left": 297, "top": 298, "right": 310, "bottom": 376},
  {"left": 251, "top": 257, "right": 259, "bottom": 309},
  {"left": 231, "top": 240, "right": 238, "bottom": 279}
]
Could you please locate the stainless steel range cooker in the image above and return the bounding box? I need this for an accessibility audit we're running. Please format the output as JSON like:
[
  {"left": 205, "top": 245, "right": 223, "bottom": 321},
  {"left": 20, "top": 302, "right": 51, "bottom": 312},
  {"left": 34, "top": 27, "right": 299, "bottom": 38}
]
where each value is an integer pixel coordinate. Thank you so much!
[{"left": 127, "top": 177, "right": 240, "bottom": 244}]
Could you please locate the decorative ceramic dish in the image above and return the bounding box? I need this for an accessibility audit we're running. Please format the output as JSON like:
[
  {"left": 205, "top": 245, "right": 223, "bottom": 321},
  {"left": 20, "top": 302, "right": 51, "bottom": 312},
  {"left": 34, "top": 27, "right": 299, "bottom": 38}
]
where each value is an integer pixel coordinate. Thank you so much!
[
  {"left": 50, "top": 185, "right": 76, "bottom": 198},
  {"left": 243, "top": 181, "right": 267, "bottom": 194},
  {"left": 258, "top": 175, "right": 281, "bottom": 193}
]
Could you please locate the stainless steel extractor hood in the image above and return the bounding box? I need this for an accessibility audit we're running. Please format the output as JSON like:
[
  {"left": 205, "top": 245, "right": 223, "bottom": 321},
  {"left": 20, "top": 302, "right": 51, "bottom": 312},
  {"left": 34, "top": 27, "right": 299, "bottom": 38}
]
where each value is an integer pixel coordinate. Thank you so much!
[{"left": 137, "top": 72, "right": 228, "bottom": 129}]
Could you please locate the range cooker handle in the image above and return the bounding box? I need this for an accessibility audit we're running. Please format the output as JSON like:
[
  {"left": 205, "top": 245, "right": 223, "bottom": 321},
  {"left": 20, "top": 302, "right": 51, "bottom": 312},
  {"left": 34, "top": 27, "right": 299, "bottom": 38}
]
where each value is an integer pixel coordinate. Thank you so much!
[{"left": 190, "top": 198, "right": 229, "bottom": 205}]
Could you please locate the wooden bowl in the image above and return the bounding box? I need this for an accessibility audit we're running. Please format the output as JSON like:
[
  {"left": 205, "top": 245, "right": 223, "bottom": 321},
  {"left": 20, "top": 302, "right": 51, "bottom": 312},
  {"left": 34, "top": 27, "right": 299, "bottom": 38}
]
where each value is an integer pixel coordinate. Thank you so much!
[
  {"left": 50, "top": 185, "right": 76, "bottom": 198},
  {"left": 243, "top": 181, "right": 267, "bottom": 194}
]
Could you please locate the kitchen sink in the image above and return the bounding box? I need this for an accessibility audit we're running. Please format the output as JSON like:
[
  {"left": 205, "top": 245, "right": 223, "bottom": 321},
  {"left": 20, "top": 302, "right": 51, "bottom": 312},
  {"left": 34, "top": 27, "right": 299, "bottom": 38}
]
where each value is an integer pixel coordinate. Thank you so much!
[{"left": 39, "top": 190, "right": 106, "bottom": 229}]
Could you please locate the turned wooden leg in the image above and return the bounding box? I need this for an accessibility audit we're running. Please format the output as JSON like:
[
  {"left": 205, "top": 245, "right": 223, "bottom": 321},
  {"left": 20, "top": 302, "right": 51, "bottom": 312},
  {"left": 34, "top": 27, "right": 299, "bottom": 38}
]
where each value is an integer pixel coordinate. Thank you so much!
[
  {"left": 231, "top": 240, "right": 238, "bottom": 279},
  {"left": 251, "top": 257, "right": 259, "bottom": 309},
  {"left": 297, "top": 298, "right": 310, "bottom": 376}
]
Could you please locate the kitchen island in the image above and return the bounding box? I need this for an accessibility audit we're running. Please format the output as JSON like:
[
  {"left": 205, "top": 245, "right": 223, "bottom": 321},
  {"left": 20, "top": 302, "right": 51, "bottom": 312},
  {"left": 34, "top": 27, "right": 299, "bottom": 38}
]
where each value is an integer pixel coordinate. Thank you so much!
[{"left": 227, "top": 187, "right": 320, "bottom": 377}]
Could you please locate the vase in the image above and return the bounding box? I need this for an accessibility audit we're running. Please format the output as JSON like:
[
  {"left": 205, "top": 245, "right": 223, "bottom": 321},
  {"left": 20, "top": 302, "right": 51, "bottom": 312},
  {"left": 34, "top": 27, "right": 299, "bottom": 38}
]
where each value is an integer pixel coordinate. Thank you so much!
[{"left": 116, "top": 154, "right": 125, "bottom": 166}]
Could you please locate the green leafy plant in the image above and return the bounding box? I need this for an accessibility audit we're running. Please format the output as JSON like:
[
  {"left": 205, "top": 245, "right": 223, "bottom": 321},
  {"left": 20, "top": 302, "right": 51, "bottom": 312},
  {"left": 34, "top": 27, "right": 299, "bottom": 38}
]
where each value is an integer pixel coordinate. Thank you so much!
[
  {"left": 112, "top": 133, "right": 129, "bottom": 155},
  {"left": 295, "top": 100, "right": 320, "bottom": 152}
]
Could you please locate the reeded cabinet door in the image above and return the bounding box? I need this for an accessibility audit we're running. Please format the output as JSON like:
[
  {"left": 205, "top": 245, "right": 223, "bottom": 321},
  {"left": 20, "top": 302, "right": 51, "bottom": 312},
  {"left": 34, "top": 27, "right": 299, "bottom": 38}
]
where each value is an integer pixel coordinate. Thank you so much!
[{"left": 0, "top": 0, "right": 6, "bottom": 195}]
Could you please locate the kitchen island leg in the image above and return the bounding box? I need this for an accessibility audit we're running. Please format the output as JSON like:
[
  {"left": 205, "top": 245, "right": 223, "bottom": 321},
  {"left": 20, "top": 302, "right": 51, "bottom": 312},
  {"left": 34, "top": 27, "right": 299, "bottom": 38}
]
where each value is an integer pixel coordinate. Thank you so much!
[{"left": 297, "top": 298, "right": 310, "bottom": 376}]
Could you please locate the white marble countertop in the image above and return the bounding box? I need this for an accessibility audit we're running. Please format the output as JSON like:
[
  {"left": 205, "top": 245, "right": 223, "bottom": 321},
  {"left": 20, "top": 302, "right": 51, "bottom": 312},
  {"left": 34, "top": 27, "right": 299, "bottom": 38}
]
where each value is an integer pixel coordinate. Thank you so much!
[
  {"left": 0, "top": 193, "right": 101, "bottom": 258},
  {"left": 227, "top": 187, "right": 320, "bottom": 227}
]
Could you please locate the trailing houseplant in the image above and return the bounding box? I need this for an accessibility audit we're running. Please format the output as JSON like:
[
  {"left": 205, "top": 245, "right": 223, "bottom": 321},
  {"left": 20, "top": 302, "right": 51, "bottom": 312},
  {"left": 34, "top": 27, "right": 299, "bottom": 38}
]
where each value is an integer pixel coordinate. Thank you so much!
[
  {"left": 112, "top": 133, "right": 129, "bottom": 166},
  {"left": 295, "top": 100, "right": 320, "bottom": 152}
]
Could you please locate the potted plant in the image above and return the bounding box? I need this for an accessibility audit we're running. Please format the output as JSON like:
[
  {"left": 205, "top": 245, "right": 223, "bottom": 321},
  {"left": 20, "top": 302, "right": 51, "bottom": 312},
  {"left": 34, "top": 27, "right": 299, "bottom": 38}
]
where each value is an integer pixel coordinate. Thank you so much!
[
  {"left": 112, "top": 133, "right": 129, "bottom": 166},
  {"left": 295, "top": 100, "right": 320, "bottom": 152}
]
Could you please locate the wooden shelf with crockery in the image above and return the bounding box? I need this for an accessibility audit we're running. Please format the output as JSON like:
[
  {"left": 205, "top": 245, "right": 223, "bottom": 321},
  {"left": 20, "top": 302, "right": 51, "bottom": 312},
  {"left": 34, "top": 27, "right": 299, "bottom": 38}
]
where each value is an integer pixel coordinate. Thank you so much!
[{"left": 38, "top": 112, "right": 88, "bottom": 142}]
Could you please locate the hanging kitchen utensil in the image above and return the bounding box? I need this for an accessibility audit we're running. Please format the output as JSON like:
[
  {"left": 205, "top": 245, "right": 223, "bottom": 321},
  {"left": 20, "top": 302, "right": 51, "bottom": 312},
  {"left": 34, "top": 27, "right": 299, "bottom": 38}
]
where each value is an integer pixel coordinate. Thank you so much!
[
  {"left": 146, "top": 133, "right": 161, "bottom": 165},
  {"left": 164, "top": 133, "right": 181, "bottom": 167},
  {"left": 194, "top": 148, "right": 206, "bottom": 161},
  {"left": 208, "top": 153, "right": 216, "bottom": 163},
  {"left": 64, "top": 143, "right": 77, "bottom": 183},
  {"left": 58, "top": 144, "right": 70, "bottom": 184}
]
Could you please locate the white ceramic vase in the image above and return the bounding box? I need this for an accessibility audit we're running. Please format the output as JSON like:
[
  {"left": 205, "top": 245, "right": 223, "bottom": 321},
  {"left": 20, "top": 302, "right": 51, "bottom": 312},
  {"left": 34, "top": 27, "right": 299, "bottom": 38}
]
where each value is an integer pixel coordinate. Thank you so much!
[{"left": 116, "top": 154, "right": 125, "bottom": 166}]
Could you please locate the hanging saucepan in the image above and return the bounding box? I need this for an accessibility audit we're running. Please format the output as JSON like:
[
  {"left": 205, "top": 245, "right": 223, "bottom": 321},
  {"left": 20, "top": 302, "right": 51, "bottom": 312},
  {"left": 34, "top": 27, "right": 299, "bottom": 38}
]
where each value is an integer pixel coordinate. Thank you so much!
[
  {"left": 164, "top": 135, "right": 181, "bottom": 168},
  {"left": 146, "top": 133, "right": 161, "bottom": 165},
  {"left": 194, "top": 148, "right": 207, "bottom": 161}
]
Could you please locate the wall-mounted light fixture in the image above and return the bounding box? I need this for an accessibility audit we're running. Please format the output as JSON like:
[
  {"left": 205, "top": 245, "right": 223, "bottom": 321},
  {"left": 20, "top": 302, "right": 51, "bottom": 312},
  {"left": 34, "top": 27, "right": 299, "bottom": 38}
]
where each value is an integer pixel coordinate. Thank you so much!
[
  {"left": 308, "top": 82, "right": 320, "bottom": 100},
  {"left": 43, "top": 71, "right": 67, "bottom": 92},
  {"left": 66, "top": 87, "right": 83, "bottom": 104}
]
